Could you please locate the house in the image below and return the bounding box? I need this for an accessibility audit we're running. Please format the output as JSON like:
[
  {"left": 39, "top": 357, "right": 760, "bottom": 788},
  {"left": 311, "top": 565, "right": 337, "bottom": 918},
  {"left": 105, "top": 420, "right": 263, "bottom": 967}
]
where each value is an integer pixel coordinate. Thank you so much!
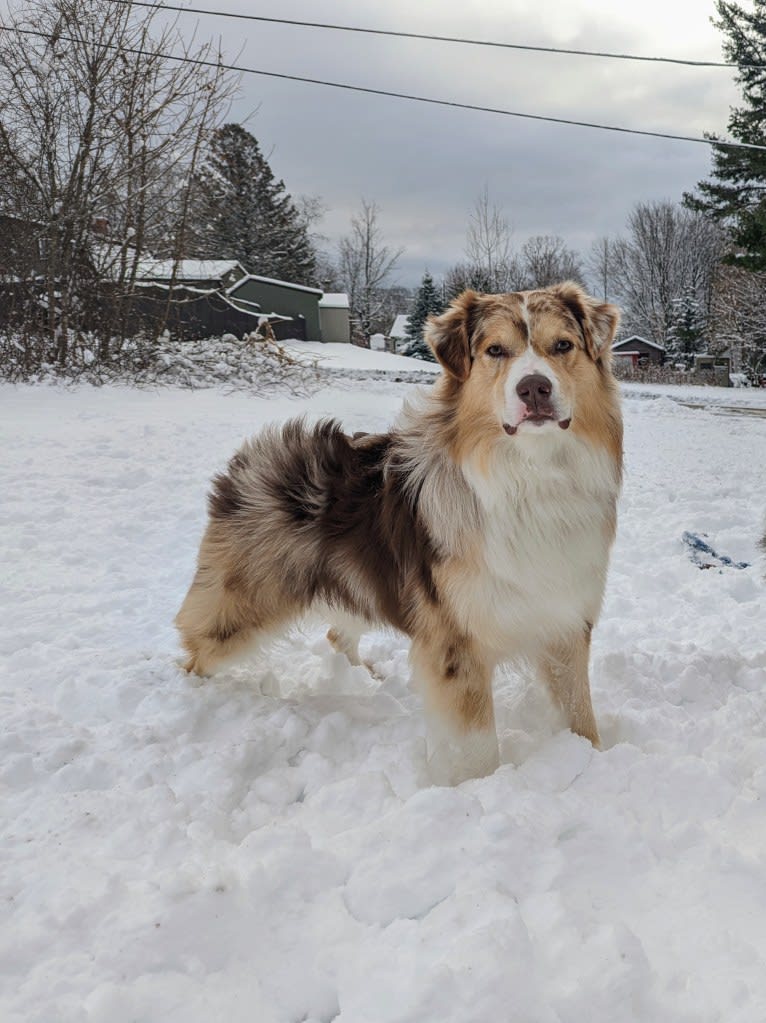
[
  {"left": 227, "top": 274, "right": 324, "bottom": 342},
  {"left": 0, "top": 213, "right": 48, "bottom": 278},
  {"left": 318, "top": 293, "right": 351, "bottom": 343},
  {"left": 611, "top": 335, "right": 665, "bottom": 368},
  {"left": 389, "top": 313, "right": 410, "bottom": 352},
  {"left": 131, "top": 258, "right": 276, "bottom": 340},
  {"left": 692, "top": 354, "right": 732, "bottom": 387},
  {"left": 134, "top": 261, "right": 348, "bottom": 343},
  {"left": 135, "top": 258, "right": 247, "bottom": 291}
]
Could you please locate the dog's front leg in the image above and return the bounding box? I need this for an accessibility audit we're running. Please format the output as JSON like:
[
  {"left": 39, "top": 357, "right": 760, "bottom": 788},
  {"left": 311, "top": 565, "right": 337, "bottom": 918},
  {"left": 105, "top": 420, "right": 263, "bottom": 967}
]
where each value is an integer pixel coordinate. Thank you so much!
[
  {"left": 539, "top": 626, "right": 601, "bottom": 748},
  {"left": 410, "top": 633, "right": 499, "bottom": 785}
]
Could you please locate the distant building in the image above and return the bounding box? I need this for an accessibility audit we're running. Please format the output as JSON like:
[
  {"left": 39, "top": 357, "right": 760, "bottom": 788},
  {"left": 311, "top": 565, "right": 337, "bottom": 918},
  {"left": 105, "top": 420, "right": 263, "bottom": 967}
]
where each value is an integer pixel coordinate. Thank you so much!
[
  {"left": 0, "top": 214, "right": 49, "bottom": 278},
  {"left": 131, "top": 259, "right": 271, "bottom": 341},
  {"left": 135, "top": 258, "right": 247, "bottom": 291},
  {"left": 611, "top": 335, "right": 666, "bottom": 367},
  {"left": 227, "top": 274, "right": 324, "bottom": 342},
  {"left": 318, "top": 293, "right": 351, "bottom": 343},
  {"left": 692, "top": 354, "right": 732, "bottom": 387},
  {"left": 388, "top": 313, "right": 410, "bottom": 353}
]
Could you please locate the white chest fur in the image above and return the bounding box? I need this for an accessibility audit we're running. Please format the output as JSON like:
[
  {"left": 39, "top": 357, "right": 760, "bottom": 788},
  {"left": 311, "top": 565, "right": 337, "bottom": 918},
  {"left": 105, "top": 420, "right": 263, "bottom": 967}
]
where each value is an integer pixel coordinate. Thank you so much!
[{"left": 445, "top": 433, "right": 620, "bottom": 659}]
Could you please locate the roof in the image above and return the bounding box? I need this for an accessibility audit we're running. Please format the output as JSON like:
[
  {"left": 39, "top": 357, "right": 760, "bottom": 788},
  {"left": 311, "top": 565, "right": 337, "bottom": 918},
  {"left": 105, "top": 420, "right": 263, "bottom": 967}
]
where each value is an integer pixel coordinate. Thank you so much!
[
  {"left": 613, "top": 335, "right": 665, "bottom": 352},
  {"left": 389, "top": 314, "right": 410, "bottom": 339},
  {"left": 319, "top": 292, "right": 349, "bottom": 309},
  {"left": 0, "top": 211, "right": 45, "bottom": 229},
  {"left": 136, "top": 258, "right": 245, "bottom": 282},
  {"left": 227, "top": 274, "right": 323, "bottom": 297}
]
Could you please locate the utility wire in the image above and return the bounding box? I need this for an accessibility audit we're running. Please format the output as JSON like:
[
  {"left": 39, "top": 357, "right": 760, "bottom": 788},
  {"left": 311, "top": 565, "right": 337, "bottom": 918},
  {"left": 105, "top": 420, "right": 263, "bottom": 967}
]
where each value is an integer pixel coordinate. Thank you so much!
[
  {"left": 2, "top": 23, "right": 763, "bottom": 152},
  {"left": 104, "top": 0, "right": 760, "bottom": 71}
]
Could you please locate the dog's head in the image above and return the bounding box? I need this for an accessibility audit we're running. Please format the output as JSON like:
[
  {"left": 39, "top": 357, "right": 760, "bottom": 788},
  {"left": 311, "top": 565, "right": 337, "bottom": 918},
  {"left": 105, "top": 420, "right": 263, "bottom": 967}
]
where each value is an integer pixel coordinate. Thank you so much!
[{"left": 425, "top": 282, "right": 620, "bottom": 446}]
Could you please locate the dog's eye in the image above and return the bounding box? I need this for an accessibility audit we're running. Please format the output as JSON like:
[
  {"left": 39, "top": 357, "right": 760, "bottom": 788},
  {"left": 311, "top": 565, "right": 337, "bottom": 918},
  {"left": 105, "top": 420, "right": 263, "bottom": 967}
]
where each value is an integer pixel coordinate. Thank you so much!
[
  {"left": 486, "top": 344, "right": 505, "bottom": 358},
  {"left": 554, "top": 339, "right": 574, "bottom": 354}
]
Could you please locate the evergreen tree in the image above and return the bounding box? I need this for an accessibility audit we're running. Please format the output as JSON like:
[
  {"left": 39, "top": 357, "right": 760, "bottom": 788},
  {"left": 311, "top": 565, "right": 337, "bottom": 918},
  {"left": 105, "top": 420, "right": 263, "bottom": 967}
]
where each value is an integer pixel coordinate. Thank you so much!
[
  {"left": 684, "top": 1, "right": 766, "bottom": 270},
  {"left": 666, "top": 289, "right": 707, "bottom": 366},
  {"left": 190, "top": 124, "right": 316, "bottom": 284},
  {"left": 402, "top": 271, "right": 444, "bottom": 361}
]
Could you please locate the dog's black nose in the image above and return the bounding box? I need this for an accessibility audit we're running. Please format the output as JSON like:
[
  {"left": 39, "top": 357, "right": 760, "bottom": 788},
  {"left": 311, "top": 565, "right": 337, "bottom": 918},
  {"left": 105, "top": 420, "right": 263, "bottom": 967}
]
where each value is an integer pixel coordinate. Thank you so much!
[{"left": 516, "top": 374, "right": 553, "bottom": 413}]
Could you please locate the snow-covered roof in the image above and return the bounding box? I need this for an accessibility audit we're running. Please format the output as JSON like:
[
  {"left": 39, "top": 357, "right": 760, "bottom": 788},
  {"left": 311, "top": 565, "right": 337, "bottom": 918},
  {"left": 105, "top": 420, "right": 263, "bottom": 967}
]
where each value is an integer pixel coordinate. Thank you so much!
[
  {"left": 389, "top": 314, "right": 410, "bottom": 339},
  {"left": 613, "top": 335, "right": 665, "bottom": 352},
  {"left": 227, "top": 274, "right": 323, "bottom": 296},
  {"left": 136, "top": 258, "right": 245, "bottom": 282},
  {"left": 226, "top": 294, "right": 262, "bottom": 312},
  {"left": 612, "top": 350, "right": 642, "bottom": 357},
  {"left": 319, "top": 293, "right": 349, "bottom": 309}
]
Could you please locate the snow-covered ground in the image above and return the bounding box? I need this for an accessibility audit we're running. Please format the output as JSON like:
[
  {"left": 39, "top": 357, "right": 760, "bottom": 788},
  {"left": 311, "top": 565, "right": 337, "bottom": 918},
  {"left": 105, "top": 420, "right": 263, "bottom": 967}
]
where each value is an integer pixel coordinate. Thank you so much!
[
  {"left": 620, "top": 379, "right": 766, "bottom": 408},
  {"left": 2, "top": 374, "right": 766, "bottom": 1023},
  {"left": 282, "top": 338, "right": 439, "bottom": 375}
]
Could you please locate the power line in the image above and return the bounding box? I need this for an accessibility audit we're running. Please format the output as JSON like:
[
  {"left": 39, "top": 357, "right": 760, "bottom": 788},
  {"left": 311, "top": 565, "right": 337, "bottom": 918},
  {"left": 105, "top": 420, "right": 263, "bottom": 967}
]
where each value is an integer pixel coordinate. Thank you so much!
[
  {"left": 2, "top": 23, "right": 764, "bottom": 152},
  {"left": 104, "top": 0, "right": 758, "bottom": 71}
]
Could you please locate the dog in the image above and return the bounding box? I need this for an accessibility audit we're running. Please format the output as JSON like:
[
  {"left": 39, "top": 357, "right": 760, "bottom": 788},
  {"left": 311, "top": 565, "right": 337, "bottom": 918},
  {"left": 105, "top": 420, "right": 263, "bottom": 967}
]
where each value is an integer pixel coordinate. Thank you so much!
[{"left": 176, "top": 282, "right": 623, "bottom": 782}]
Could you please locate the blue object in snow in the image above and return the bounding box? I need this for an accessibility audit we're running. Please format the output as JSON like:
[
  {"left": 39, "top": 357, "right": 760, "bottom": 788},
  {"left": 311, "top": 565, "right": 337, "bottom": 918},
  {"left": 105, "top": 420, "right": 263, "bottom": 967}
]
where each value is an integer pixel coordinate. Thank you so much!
[{"left": 682, "top": 531, "right": 750, "bottom": 571}]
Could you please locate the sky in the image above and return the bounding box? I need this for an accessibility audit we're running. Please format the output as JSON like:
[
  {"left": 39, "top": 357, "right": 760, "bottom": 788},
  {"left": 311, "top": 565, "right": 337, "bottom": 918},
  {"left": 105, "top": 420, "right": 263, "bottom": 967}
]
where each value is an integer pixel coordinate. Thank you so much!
[
  {"left": 32, "top": 0, "right": 748, "bottom": 287},
  {"left": 203, "top": 0, "right": 738, "bottom": 286}
]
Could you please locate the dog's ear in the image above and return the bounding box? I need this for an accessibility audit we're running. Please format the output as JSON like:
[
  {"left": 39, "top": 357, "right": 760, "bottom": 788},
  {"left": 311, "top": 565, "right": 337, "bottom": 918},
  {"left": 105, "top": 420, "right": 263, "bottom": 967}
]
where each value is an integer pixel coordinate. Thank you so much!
[
  {"left": 425, "top": 290, "right": 480, "bottom": 381},
  {"left": 549, "top": 281, "right": 620, "bottom": 363}
]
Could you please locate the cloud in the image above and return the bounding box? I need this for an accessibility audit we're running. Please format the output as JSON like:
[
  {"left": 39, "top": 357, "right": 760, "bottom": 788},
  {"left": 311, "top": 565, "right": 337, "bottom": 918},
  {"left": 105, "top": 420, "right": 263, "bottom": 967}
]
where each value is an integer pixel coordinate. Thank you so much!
[{"left": 180, "top": 0, "right": 739, "bottom": 284}]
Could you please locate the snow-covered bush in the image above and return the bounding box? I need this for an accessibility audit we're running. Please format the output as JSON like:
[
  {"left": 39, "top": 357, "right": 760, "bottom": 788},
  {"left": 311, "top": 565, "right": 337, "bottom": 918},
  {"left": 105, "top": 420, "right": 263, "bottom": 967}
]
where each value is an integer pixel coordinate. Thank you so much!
[{"left": 0, "top": 330, "right": 321, "bottom": 395}]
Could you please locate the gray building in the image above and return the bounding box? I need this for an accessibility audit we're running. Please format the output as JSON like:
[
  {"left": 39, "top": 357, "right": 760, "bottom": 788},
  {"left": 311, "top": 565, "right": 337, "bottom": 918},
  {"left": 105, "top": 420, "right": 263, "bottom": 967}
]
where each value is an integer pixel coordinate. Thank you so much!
[
  {"left": 319, "top": 293, "right": 351, "bottom": 343},
  {"left": 227, "top": 274, "right": 323, "bottom": 342}
]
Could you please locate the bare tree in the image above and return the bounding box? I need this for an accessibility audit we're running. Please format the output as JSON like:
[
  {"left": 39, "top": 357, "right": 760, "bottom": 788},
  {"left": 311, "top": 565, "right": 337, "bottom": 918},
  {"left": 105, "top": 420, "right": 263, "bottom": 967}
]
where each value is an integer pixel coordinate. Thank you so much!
[
  {"left": 464, "top": 186, "right": 517, "bottom": 292},
  {"left": 337, "top": 199, "right": 402, "bottom": 341},
  {"left": 519, "top": 235, "right": 585, "bottom": 289},
  {"left": 314, "top": 249, "right": 344, "bottom": 293},
  {"left": 608, "top": 201, "right": 726, "bottom": 344},
  {"left": 0, "top": 0, "right": 236, "bottom": 362},
  {"left": 443, "top": 261, "right": 508, "bottom": 299},
  {"left": 587, "top": 237, "right": 615, "bottom": 302},
  {"left": 710, "top": 264, "right": 766, "bottom": 378}
]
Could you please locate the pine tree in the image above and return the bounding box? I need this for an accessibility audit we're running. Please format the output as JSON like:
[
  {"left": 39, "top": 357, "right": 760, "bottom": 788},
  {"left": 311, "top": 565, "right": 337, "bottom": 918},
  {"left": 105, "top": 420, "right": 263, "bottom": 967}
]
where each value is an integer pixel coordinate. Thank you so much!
[
  {"left": 190, "top": 124, "right": 316, "bottom": 285},
  {"left": 402, "top": 271, "right": 444, "bottom": 361},
  {"left": 684, "top": 1, "right": 766, "bottom": 270},
  {"left": 666, "top": 289, "right": 706, "bottom": 366}
]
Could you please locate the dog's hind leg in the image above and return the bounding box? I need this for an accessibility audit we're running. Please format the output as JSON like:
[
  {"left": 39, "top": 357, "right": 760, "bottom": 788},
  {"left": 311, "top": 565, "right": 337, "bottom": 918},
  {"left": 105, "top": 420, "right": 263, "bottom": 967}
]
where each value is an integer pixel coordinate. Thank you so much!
[
  {"left": 539, "top": 625, "right": 600, "bottom": 748},
  {"left": 410, "top": 631, "right": 499, "bottom": 784},
  {"left": 326, "top": 613, "right": 366, "bottom": 666},
  {"left": 175, "top": 556, "right": 298, "bottom": 677},
  {"left": 175, "top": 565, "right": 257, "bottom": 676}
]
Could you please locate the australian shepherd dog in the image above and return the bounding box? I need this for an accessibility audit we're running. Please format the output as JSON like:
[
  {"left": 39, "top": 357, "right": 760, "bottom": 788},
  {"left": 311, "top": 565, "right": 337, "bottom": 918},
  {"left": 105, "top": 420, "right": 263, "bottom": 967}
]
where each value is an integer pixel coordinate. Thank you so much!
[{"left": 176, "top": 282, "right": 623, "bottom": 782}]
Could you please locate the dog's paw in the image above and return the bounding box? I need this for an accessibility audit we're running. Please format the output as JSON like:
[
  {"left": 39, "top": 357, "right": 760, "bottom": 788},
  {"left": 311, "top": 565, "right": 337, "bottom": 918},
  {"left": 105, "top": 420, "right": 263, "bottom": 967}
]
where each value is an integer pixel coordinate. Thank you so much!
[{"left": 426, "top": 731, "right": 500, "bottom": 786}]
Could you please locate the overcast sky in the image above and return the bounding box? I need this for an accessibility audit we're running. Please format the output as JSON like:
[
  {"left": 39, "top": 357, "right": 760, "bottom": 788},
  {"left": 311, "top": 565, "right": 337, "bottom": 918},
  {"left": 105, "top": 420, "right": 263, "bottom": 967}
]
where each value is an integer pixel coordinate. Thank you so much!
[{"left": 156, "top": 2, "right": 741, "bottom": 285}]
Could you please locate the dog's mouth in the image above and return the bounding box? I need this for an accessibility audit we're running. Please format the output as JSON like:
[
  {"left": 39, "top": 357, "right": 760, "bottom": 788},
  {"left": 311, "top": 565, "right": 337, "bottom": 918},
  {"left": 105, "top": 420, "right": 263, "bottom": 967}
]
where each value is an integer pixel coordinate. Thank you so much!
[{"left": 503, "top": 416, "right": 571, "bottom": 436}]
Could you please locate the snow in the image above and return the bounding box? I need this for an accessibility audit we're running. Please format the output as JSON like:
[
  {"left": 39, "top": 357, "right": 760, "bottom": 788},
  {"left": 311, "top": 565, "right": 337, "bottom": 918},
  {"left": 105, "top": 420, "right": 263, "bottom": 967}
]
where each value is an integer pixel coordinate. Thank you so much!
[
  {"left": 226, "top": 274, "right": 323, "bottom": 296},
  {"left": 135, "top": 258, "right": 245, "bottom": 282},
  {"left": 389, "top": 313, "right": 410, "bottom": 339},
  {"left": 614, "top": 335, "right": 666, "bottom": 352},
  {"left": 319, "top": 293, "right": 350, "bottom": 309},
  {"left": 621, "top": 380, "right": 766, "bottom": 408},
  {"left": 279, "top": 337, "right": 440, "bottom": 374},
  {"left": 2, "top": 377, "right": 766, "bottom": 1023}
]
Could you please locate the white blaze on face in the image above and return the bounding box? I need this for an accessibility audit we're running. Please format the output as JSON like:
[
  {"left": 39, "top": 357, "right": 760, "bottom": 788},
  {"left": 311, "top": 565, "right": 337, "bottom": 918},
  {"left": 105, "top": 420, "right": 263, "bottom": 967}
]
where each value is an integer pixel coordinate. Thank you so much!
[{"left": 502, "top": 296, "right": 571, "bottom": 433}]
